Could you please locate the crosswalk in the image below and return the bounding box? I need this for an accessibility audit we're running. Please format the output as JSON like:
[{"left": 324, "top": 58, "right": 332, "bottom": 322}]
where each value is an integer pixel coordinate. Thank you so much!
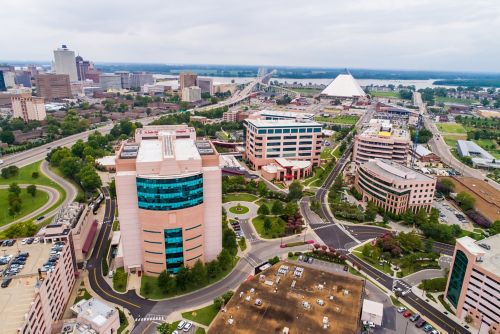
[
  {"left": 135, "top": 314, "right": 165, "bottom": 322},
  {"left": 393, "top": 279, "right": 412, "bottom": 296}
]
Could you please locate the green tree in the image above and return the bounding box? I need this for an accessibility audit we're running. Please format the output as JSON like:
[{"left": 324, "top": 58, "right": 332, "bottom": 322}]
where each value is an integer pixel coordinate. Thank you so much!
[
  {"left": 371, "top": 247, "right": 381, "bottom": 261},
  {"left": 396, "top": 231, "right": 422, "bottom": 252},
  {"left": 112, "top": 269, "right": 127, "bottom": 291},
  {"left": 217, "top": 248, "right": 233, "bottom": 271},
  {"left": 362, "top": 244, "right": 371, "bottom": 258},
  {"left": 71, "top": 140, "right": 86, "bottom": 158},
  {"left": 191, "top": 260, "right": 208, "bottom": 287},
  {"left": 263, "top": 216, "right": 272, "bottom": 232},
  {"left": 414, "top": 208, "right": 428, "bottom": 226},
  {"left": 424, "top": 238, "right": 434, "bottom": 253},
  {"left": 158, "top": 270, "right": 175, "bottom": 293},
  {"left": 332, "top": 175, "right": 343, "bottom": 191},
  {"left": 60, "top": 156, "right": 81, "bottom": 179},
  {"left": 436, "top": 179, "right": 455, "bottom": 196},
  {"left": 257, "top": 203, "right": 270, "bottom": 215},
  {"left": 77, "top": 164, "right": 102, "bottom": 194},
  {"left": 491, "top": 221, "right": 500, "bottom": 235},
  {"left": 456, "top": 192, "right": 475, "bottom": 211},
  {"left": 364, "top": 201, "right": 378, "bottom": 221},
  {"left": 287, "top": 181, "right": 303, "bottom": 201},
  {"left": 0, "top": 130, "right": 15, "bottom": 144},
  {"left": 31, "top": 172, "right": 39, "bottom": 179},
  {"left": 26, "top": 184, "right": 37, "bottom": 197},
  {"left": 157, "top": 322, "right": 176, "bottom": 334},
  {"left": 175, "top": 267, "right": 191, "bottom": 291},
  {"left": 8, "top": 183, "right": 21, "bottom": 196},
  {"left": 206, "top": 260, "right": 221, "bottom": 280},
  {"left": 271, "top": 201, "right": 284, "bottom": 215}
]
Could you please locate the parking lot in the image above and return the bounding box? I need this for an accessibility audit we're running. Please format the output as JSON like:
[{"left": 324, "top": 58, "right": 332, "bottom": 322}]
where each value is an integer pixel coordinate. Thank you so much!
[{"left": 432, "top": 200, "right": 468, "bottom": 227}]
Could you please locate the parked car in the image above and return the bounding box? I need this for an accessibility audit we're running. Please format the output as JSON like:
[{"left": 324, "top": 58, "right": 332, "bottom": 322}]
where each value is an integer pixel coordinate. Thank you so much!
[
  {"left": 183, "top": 322, "right": 192, "bottom": 332},
  {"left": 410, "top": 313, "right": 420, "bottom": 322},
  {"left": 403, "top": 311, "right": 412, "bottom": 318},
  {"left": 415, "top": 318, "right": 426, "bottom": 328},
  {"left": 363, "top": 321, "right": 375, "bottom": 328},
  {"left": 397, "top": 306, "right": 407, "bottom": 313},
  {"left": 177, "top": 321, "right": 186, "bottom": 330},
  {"left": 423, "top": 324, "right": 434, "bottom": 332},
  {"left": 1, "top": 278, "right": 12, "bottom": 288}
]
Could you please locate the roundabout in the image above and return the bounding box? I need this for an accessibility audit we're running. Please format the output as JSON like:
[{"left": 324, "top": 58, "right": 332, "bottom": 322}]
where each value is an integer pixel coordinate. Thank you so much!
[{"left": 228, "top": 204, "right": 250, "bottom": 215}]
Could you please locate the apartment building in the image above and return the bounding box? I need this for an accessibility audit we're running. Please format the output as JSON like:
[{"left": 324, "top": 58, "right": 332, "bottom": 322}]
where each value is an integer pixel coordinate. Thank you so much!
[
  {"left": 222, "top": 110, "right": 250, "bottom": 122},
  {"left": 354, "top": 159, "right": 436, "bottom": 214},
  {"left": 99, "top": 74, "right": 122, "bottom": 91},
  {"left": 243, "top": 117, "right": 322, "bottom": 170},
  {"left": 445, "top": 235, "right": 500, "bottom": 334},
  {"left": 0, "top": 239, "right": 76, "bottom": 334},
  {"left": 114, "top": 125, "right": 222, "bottom": 276},
  {"left": 352, "top": 119, "right": 410, "bottom": 165},
  {"left": 130, "top": 72, "right": 154, "bottom": 89},
  {"left": 197, "top": 77, "right": 214, "bottom": 95},
  {"left": 11, "top": 95, "right": 47, "bottom": 122},
  {"left": 35, "top": 74, "right": 72, "bottom": 100}
]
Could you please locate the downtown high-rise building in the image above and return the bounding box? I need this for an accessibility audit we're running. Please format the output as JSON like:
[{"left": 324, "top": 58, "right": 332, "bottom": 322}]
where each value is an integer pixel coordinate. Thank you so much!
[
  {"left": 35, "top": 74, "right": 72, "bottom": 100},
  {"left": 53, "top": 45, "right": 78, "bottom": 82},
  {"left": 179, "top": 72, "right": 198, "bottom": 91}
]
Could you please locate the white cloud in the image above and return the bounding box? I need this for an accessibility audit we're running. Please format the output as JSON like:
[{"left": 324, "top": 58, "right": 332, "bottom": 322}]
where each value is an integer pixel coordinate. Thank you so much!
[{"left": 1, "top": 0, "right": 499, "bottom": 71}]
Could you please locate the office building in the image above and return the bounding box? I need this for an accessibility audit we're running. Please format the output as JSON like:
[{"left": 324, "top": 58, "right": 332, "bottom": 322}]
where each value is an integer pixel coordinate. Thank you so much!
[
  {"left": 114, "top": 125, "right": 222, "bottom": 276},
  {"left": 35, "top": 73, "right": 72, "bottom": 100},
  {"left": 15, "top": 70, "right": 32, "bottom": 87},
  {"left": 445, "top": 235, "right": 500, "bottom": 334},
  {"left": 352, "top": 119, "right": 410, "bottom": 165},
  {"left": 197, "top": 77, "right": 213, "bottom": 95},
  {"left": 0, "top": 70, "right": 6, "bottom": 91},
  {"left": 182, "top": 86, "right": 202, "bottom": 102},
  {"left": 66, "top": 298, "right": 120, "bottom": 334},
  {"left": 354, "top": 159, "right": 436, "bottom": 214},
  {"left": 251, "top": 109, "right": 314, "bottom": 121},
  {"left": 2, "top": 71, "right": 16, "bottom": 88},
  {"left": 222, "top": 110, "right": 250, "bottom": 123},
  {"left": 11, "top": 95, "right": 47, "bottom": 122},
  {"left": 456, "top": 140, "right": 500, "bottom": 170},
  {"left": 179, "top": 72, "right": 198, "bottom": 91},
  {"left": 99, "top": 74, "right": 122, "bottom": 91},
  {"left": 0, "top": 239, "right": 76, "bottom": 334},
  {"left": 53, "top": 45, "right": 78, "bottom": 82},
  {"left": 243, "top": 117, "right": 322, "bottom": 170},
  {"left": 130, "top": 72, "right": 154, "bottom": 89},
  {"left": 75, "top": 55, "right": 91, "bottom": 81},
  {"left": 115, "top": 71, "right": 131, "bottom": 89}
]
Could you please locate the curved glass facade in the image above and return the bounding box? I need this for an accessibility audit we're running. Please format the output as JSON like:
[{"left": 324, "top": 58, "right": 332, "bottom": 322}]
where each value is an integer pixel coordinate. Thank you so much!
[
  {"left": 137, "top": 174, "right": 203, "bottom": 211},
  {"left": 447, "top": 250, "right": 468, "bottom": 308}
]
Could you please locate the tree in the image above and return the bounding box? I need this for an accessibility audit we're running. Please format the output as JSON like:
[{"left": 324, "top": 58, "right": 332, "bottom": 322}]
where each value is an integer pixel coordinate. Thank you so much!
[
  {"left": 217, "top": 249, "right": 233, "bottom": 271},
  {"left": 175, "top": 267, "right": 191, "bottom": 291},
  {"left": 77, "top": 164, "right": 102, "bottom": 194},
  {"left": 396, "top": 231, "right": 422, "bottom": 252},
  {"left": 113, "top": 269, "right": 127, "bottom": 291},
  {"left": 206, "top": 260, "right": 221, "bottom": 279},
  {"left": 362, "top": 244, "right": 371, "bottom": 258},
  {"left": 26, "top": 184, "right": 37, "bottom": 197},
  {"left": 424, "top": 238, "right": 434, "bottom": 253},
  {"left": 436, "top": 179, "right": 455, "bottom": 196},
  {"left": 157, "top": 322, "right": 176, "bottom": 334},
  {"left": 0, "top": 130, "right": 15, "bottom": 144},
  {"left": 60, "top": 156, "right": 81, "bottom": 179},
  {"left": 491, "top": 221, "right": 500, "bottom": 235},
  {"left": 332, "top": 175, "right": 343, "bottom": 191},
  {"left": 456, "top": 192, "right": 475, "bottom": 211},
  {"left": 287, "top": 181, "right": 303, "bottom": 201},
  {"left": 257, "top": 203, "right": 270, "bottom": 215},
  {"left": 31, "top": 172, "right": 39, "bottom": 179},
  {"left": 263, "top": 216, "right": 273, "bottom": 232},
  {"left": 191, "top": 260, "right": 208, "bottom": 287},
  {"left": 8, "top": 183, "right": 21, "bottom": 196},
  {"left": 271, "top": 201, "right": 284, "bottom": 215},
  {"left": 371, "top": 247, "right": 381, "bottom": 261},
  {"left": 414, "top": 208, "right": 428, "bottom": 226},
  {"left": 364, "top": 201, "right": 378, "bottom": 221}
]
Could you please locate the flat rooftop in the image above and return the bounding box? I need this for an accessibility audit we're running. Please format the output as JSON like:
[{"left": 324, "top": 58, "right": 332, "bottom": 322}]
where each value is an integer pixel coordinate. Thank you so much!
[
  {"left": 71, "top": 298, "right": 116, "bottom": 327},
  {"left": 257, "top": 109, "right": 314, "bottom": 120},
  {"left": 459, "top": 234, "right": 500, "bottom": 276},
  {"left": 208, "top": 261, "right": 363, "bottom": 334},
  {"left": 363, "top": 159, "right": 433, "bottom": 182},
  {"left": 245, "top": 118, "right": 321, "bottom": 128},
  {"left": 0, "top": 242, "right": 53, "bottom": 334},
  {"left": 360, "top": 119, "right": 409, "bottom": 139}
]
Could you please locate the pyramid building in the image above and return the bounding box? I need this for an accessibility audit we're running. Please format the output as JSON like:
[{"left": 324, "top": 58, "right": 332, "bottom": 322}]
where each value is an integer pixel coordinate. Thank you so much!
[{"left": 321, "top": 72, "right": 366, "bottom": 98}]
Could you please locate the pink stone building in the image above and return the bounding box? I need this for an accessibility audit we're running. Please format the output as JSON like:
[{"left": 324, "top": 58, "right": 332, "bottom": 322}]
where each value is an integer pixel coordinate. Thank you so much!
[
  {"left": 0, "top": 239, "right": 76, "bottom": 334},
  {"left": 352, "top": 119, "right": 410, "bottom": 165},
  {"left": 445, "top": 235, "right": 500, "bottom": 334},
  {"left": 354, "top": 159, "right": 436, "bottom": 215},
  {"left": 115, "top": 125, "right": 222, "bottom": 276}
]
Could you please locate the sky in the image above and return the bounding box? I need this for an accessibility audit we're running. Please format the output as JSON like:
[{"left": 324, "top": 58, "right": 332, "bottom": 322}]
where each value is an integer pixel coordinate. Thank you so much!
[{"left": 1, "top": 0, "right": 500, "bottom": 72}]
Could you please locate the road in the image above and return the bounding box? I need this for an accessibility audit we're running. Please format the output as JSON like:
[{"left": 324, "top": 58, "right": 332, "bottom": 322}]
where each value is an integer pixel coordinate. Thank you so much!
[{"left": 413, "top": 92, "right": 500, "bottom": 191}]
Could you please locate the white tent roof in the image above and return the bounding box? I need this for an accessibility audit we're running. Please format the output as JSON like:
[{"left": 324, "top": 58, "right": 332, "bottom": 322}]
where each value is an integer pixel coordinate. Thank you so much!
[{"left": 321, "top": 73, "right": 366, "bottom": 98}]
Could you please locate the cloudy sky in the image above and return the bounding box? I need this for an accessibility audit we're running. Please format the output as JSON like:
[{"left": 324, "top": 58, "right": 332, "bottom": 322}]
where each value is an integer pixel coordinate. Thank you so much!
[{"left": 2, "top": 0, "right": 500, "bottom": 72}]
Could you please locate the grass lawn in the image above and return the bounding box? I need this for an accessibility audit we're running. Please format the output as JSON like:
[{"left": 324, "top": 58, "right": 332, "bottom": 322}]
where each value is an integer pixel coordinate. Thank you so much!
[
  {"left": 195, "top": 328, "right": 206, "bottom": 334},
  {"left": 443, "top": 136, "right": 459, "bottom": 147},
  {"left": 228, "top": 204, "right": 249, "bottom": 215},
  {"left": 320, "top": 148, "right": 333, "bottom": 159},
  {"left": 222, "top": 193, "right": 258, "bottom": 203},
  {"left": 238, "top": 238, "right": 247, "bottom": 251},
  {"left": 438, "top": 294, "right": 454, "bottom": 314},
  {"left": 251, "top": 216, "right": 285, "bottom": 239},
  {"left": 352, "top": 244, "right": 394, "bottom": 276},
  {"left": 140, "top": 258, "right": 239, "bottom": 300},
  {"left": 255, "top": 199, "right": 285, "bottom": 211},
  {"left": 435, "top": 96, "right": 479, "bottom": 106},
  {"left": 289, "top": 88, "right": 322, "bottom": 96},
  {"left": 0, "top": 189, "right": 49, "bottom": 227},
  {"left": 370, "top": 91, "right": 400, "bottom": 98},
  {"left": 182, "top": 303, "right": 220, "bottom": 326},
  {"left": 113, "top": 267, "right": 128, "bottom": 292},
  {"left": 436, "top": 123, "right": 467, "bottom": 134},
  {"left": 314, "top": 115, "right": 359, "bottom": 125}
]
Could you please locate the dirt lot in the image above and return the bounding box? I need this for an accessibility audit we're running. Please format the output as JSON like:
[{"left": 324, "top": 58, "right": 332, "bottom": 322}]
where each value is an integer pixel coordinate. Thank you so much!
[
  {"left": 208, "top": 261, "right": 364, "bottom": 334},
  {"left": 440, "top": 176, "right": 500, "bottom": 222}
]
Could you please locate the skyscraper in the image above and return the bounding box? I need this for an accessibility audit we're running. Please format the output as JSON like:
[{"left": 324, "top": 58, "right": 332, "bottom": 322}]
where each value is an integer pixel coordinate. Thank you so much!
[
  {"left": 11, "top": 95, "right": 46, "bottom": 122},
  {"left": 53, "top": 45, "right": 78, "bottom": 82},
  {"left": 75, "top": 55, "right": 91, "bottom": 81},
  {"left": 0, "top": 71, "right": 6, "bottom": 92}
]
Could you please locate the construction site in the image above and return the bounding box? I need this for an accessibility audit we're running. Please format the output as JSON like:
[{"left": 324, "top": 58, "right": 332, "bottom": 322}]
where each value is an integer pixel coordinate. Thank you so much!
[{"left": 208, "top": 261, "right": 364, "bottom": 334}]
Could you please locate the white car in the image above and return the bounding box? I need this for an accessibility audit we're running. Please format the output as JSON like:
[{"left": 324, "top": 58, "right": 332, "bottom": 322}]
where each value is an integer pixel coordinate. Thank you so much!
[
  {"left": 183, "top": 322, "right": 192, "bottom": 332},
  {"left": 397, "top": 306, "right": 407, "bottom": 313},
  {"left": 363, "top": 320, "right": 375, "bottom": 328},
  {"left": 177, "top": 321, "right": 186, "bottom": 330},
  {"left": 21, "top": 238, "right": 29, "bottom": 245}
]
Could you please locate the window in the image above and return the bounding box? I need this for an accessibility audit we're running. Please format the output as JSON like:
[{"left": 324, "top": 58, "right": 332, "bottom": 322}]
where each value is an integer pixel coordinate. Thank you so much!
[{"left": 447, "top": 250, "right": 469, "bottom": 308}]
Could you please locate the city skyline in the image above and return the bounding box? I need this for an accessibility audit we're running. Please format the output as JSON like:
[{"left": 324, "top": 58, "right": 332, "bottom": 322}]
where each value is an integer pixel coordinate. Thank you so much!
[{"left": 1, "top": 0, "right": 500, "bottom": 72}]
